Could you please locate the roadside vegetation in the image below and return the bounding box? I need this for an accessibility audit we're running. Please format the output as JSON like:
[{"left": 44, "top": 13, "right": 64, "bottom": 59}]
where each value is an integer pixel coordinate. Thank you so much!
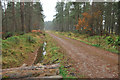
[
  {"left": 55, "top": 32, "right": 120, "bottom": 54},
  {"left": 46, "top": 1, "right": 120, "bottom": 55},
  {"left": 43, "top": 33, "right": 83, "bottom": 78},
  {"left": 2, "top": 32, "right": 44, "bottom": 69},
  {"left": 1, "top": 1, "right": 45, "bottom": 69}
]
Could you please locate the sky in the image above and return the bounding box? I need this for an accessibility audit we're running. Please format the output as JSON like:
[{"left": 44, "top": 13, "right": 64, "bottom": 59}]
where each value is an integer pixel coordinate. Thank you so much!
[{"left": 40, "top": 0, "right": 58, "bottom": 21}]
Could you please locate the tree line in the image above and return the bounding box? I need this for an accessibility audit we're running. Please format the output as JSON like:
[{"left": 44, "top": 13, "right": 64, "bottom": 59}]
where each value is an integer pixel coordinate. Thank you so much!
[
  {"left": 1, "top": 1, "right": 44, "bottom": 34},
  {"left": 53, "top": 1, "right": 120, "bottom": 36}
]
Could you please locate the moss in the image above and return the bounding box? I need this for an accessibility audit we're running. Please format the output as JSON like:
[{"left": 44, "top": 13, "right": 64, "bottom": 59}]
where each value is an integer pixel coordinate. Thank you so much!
[{"left": 2, "top": 32, "right": 44, "bottom": 69}]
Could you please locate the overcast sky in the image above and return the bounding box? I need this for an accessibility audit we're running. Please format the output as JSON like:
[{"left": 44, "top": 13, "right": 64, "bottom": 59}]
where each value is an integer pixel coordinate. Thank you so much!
[{"left": 40, "top": 0, "right": 58, "bottom": 21}]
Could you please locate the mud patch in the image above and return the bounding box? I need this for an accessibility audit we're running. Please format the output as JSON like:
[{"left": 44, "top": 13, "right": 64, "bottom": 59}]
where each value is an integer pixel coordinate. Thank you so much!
[
  {"left": 33, "top": 46, "right": 43, "bottom": 64},
  {"left": 43, "top": 42, "right": 47, "bottom": 55},
  {"left": 34, "top": 42, "right": 47, "bottom": 64}
]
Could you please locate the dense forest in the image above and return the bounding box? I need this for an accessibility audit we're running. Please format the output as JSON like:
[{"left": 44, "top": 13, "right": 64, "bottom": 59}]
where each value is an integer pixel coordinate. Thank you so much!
[
  {"left": 44, "top": 21, "right": 53, "bottom": 30},
  {"left": 1, "top": 0, "right": 120, "bottom": 79},
  {"left": 1, "top": 1, "right": 44, "bottom": 38},
  {"left": 52, "top": 1, "right": 120, "bottom": 36},
  {"left": 1, "top": 1, "right": 120, "bottom": 36}
]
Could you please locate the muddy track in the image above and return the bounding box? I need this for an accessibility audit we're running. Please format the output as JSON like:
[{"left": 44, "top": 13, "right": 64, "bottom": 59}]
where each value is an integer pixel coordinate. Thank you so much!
[{"left": 47, "top": 31, "right": 118, "bottom": 78}]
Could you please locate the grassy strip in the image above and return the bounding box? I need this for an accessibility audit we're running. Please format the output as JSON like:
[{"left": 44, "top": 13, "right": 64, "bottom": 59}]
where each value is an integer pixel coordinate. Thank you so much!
[
  {"left": 54, "top": 31, "right": 119, "bottom": 54},
  {"left": 2, "top": 32, "right": 44, "bottom": 69},
  {"left": 42, "top": 33, "right": 77, "bottom": 78}
]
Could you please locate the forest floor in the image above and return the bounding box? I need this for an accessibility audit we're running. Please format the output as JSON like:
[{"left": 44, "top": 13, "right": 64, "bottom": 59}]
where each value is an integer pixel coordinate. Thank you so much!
[
  {"left": 2, "top": 32, "right": 77, "bottom": 79},
  {"left": 46, "top": 31, "right": 118, "bottom": 78},
  {"left": 2, "top": 31, "right": 119, "bottom": 79},
  {"left": 2, "top": 33, "right": 45, "bottom": 69}
]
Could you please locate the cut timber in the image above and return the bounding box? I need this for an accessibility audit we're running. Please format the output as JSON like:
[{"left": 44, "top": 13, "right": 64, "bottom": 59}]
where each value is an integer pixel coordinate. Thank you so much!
[
  {"left": 2, "top": 64, "right": 60, "bottom": 79},
  {"left": 25, "top": 75, "right": 63, "bottom": 80},
  {"left": 4, "top": 75, "right": 63, "bottom": 80},
  {"left": 2, "top": 63, "right": 60, "bottom": 71}
]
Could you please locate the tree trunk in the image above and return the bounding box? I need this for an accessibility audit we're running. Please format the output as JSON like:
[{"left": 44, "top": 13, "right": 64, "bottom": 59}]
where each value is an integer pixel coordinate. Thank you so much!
[
  {"left": 0, "top": 2, "right": 2, "bottom": 35},
  {"left": 4, "top": 2, "right": 8, "bottom": 32},
  {"left": 12, "top": 2, "right": 17, "bottom": 32},
  {"left": 118, "top": 1, "right": 120, "bottom": 35},
  {"left": 28, "top": 2, "right": 32, "bottom": 32},
  {"left": 111, "top": 8, "right": 114, "bottom": 34},
  {"left": 90, "top": 2, "right": 94, "bottom": 36},
  {"left": 20, "top": 2, "right": 25, "bottom": 33}
]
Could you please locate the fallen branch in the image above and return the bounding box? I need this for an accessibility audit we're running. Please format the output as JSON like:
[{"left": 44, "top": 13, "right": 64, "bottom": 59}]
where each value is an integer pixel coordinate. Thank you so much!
[{"left": 2, "top": 63, "right": 60, "bottom": 79}]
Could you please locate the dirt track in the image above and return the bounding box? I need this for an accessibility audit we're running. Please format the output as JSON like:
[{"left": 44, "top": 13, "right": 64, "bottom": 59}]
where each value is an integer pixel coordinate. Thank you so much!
[{"left": 47, "top": 31, "right": 118, "bottom": 78}]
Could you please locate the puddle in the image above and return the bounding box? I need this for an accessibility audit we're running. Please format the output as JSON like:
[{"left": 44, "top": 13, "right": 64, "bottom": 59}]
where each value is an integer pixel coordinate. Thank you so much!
[
  {"left": 43, "top": 42, "right": 47, "bottom": 55},
  {"left": 34, "top": 42, "right": 47, "bottom": 64}
]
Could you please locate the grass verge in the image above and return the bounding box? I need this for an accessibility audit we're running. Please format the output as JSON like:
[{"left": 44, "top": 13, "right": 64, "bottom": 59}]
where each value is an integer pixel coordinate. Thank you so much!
[
  {"left": 2, "top": 32, "right": 44, "bottom": 69},
  {"left": 54, "top": 31, "right": 119, "bottom": 54},
  {"left": 42, "top": 33, "right": 78, "bottom": 78}
]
